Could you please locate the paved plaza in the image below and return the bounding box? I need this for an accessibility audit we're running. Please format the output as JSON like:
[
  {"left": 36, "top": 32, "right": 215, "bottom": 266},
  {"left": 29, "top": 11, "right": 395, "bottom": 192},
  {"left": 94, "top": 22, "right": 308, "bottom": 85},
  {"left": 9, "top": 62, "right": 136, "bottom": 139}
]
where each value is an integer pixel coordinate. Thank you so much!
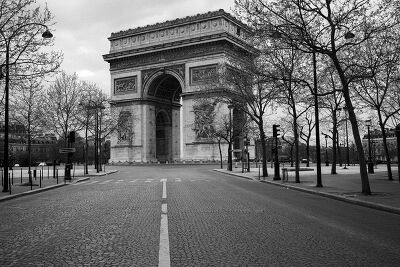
[{"left": 0, "top": 164, "right": 399, "bottom": 266}]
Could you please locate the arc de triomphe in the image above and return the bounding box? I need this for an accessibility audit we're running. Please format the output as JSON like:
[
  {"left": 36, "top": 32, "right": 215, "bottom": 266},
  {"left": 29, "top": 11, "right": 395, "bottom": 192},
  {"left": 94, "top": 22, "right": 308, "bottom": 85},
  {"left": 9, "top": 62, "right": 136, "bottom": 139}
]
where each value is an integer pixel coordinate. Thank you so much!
[{"left": 103, "top": 9, "right": 256, "bottom": 163}]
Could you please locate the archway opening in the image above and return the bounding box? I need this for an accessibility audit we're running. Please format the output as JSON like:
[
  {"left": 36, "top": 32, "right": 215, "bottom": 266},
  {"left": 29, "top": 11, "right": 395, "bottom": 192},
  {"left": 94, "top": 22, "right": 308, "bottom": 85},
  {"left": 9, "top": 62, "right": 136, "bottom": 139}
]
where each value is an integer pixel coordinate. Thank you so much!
[{"left": 148, "top": 73, "right": 182, "bottom": 162}]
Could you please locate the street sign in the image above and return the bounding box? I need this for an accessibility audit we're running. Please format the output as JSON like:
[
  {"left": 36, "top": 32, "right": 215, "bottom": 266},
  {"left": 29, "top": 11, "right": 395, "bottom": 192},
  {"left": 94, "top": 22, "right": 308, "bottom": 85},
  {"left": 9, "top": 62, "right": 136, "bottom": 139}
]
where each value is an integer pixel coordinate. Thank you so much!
[{"left": 59, "top": 148, "right": 76, "bottom": 153}]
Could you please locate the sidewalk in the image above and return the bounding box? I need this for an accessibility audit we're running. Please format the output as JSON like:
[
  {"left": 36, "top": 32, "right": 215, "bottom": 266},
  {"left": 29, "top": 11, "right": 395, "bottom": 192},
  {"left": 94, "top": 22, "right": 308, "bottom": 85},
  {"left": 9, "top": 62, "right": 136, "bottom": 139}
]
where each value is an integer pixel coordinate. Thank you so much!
[
  {"left": 0, "top": 165, "right": 118, "bottom": 202},
  {"left": 215, "top": 164, "right": 400, "bottom": 215}
]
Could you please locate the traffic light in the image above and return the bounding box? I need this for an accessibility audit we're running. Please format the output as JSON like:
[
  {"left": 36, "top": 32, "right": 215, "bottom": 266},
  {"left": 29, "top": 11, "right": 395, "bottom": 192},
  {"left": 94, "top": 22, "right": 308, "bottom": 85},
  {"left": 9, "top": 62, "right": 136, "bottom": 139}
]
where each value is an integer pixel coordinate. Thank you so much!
[
  {"left": 69, "top": 131, "right": 75, "bottom": 143},
  {"left": 273, "top": 124, "right": 280, "bottom": 137}
]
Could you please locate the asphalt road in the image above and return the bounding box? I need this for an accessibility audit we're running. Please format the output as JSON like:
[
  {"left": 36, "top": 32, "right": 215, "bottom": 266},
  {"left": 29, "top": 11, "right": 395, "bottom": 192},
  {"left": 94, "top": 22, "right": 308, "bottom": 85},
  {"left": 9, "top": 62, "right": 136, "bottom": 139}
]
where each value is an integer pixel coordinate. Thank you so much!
[{"left": 0, "top": 165, "right": 399, "bottom": 266}]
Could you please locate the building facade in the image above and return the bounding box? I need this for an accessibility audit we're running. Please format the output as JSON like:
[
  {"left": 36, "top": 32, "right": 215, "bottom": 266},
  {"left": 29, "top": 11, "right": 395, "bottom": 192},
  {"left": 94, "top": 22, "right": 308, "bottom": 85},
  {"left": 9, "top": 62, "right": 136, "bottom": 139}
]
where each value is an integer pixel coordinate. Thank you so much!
[
  {"left": 0, "top": 122, "right": 58, "bottom": 166},
  {"left": 103, "top": 10, "right": 257, "bottom": 163}
]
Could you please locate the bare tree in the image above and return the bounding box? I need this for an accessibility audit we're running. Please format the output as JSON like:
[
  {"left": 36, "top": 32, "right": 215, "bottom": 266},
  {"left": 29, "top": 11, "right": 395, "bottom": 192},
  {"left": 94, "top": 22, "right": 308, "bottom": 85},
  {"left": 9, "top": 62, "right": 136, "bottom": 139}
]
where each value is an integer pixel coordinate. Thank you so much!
[
  {"left": 263, "top": 41, "right": 311, "bottom": 182},
  {"left": 353, "top": 30, "right": 400, "bottom": 180},
  {"left": 0, "top": 0, "right": 62, "bottom": 191},
  {"left": 221, "top": 59, "right": 277, "bottom": 177},
  {"left": 43, "top": 71, "right": 83, "bottom": 145},
  {"left": 235, "top": 0, "right": 399, "bottom": 194},
  {"left": 10, "top": 77, "right": 45, "bottom": 182},
  {"left": 299, "top": 109, "right": 316, "bottom": 168}
]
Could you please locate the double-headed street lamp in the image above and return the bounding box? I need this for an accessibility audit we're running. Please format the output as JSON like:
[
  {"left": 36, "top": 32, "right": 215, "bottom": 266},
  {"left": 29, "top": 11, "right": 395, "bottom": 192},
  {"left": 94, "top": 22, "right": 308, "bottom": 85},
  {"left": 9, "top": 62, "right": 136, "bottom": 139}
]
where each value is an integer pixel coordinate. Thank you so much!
[
  {"left": 227, "top": 104, "right": 233, "bottom": 171},
  {"left": 80, "top": 101, "right": 105, "bottom": 173},
  {"left": 365, "top": 119, "right": 374, "bottom": 174},
  {"left": 1, "top": 24, "right": 53, "bottom": 192}
]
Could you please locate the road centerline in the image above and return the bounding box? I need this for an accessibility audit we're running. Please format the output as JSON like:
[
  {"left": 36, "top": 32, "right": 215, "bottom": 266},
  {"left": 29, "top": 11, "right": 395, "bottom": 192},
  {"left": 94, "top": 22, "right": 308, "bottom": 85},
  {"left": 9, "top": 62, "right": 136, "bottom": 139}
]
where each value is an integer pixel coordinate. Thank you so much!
[{"left": 159, "top": 178, "right": 170, "bottom": 267}]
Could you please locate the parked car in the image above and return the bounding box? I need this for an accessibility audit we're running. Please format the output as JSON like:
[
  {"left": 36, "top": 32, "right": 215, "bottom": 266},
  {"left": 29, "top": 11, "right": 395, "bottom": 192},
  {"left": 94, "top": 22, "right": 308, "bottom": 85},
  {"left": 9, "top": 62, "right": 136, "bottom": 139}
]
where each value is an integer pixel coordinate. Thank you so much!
[
  {"left": 301, "top": 159, "right": 312, "bottom": 163},
  {"left": 14, "top": 163, "right": 20, "bottom": 167},
  {"left": 38, "top": 162, "right": 46, "bottom": 166}
]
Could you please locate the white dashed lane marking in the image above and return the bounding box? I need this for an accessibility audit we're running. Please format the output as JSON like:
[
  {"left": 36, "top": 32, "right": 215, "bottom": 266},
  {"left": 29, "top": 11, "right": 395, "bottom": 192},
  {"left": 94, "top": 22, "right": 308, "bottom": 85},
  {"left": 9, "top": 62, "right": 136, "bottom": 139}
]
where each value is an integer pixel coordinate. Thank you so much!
[{"left": 158, "top": 178, "right": 170, "bottom": 267}]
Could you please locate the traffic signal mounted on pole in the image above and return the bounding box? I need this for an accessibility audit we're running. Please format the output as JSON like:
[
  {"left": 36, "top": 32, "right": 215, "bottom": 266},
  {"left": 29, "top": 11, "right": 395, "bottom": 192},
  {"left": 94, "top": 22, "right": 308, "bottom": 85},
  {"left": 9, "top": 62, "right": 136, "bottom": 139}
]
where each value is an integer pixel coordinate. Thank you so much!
[{"left": 273, "top": 124, "right": 280, "bottom": 138}]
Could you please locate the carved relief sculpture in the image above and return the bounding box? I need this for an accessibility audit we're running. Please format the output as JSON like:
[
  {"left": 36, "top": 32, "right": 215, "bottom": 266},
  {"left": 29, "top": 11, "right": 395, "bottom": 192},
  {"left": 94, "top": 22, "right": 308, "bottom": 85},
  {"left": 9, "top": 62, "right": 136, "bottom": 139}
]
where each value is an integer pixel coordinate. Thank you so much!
[
  {"left": 192, "top": 100, "right": 216, "bottom": 139},
  {"left": 190, "top": 64, "right": 217, "bottom": 85},
  {"left": 114, "top": 76, "right": 137, "bottom": 95},
  {"left": 117, "top": 111, "right": 134, "bottom": 144}
]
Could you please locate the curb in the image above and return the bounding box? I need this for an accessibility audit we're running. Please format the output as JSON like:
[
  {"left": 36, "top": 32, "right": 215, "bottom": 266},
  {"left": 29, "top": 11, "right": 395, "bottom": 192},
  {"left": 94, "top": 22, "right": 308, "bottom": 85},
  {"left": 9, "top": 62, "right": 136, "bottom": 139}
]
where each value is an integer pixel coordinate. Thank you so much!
[
  {"left": 0, "top": 183, "right": 67, "bottom": 203},
  {"left": 213, "top": 169, "right": 400, "bottom": 216},
  {"left": 0, "top": 170, "right": 119, "bottom": 202}
]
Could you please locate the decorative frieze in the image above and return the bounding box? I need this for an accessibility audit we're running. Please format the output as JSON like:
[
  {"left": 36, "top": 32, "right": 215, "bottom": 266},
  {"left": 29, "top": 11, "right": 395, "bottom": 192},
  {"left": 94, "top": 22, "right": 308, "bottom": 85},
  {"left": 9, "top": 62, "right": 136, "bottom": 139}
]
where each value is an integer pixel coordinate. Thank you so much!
[
  {"left": 109, "top": 41, "right": 248, "bottom": 71},
  {"left": 190, "top": 64, "right": 217, "bottom": 85},
  {"left": 114, "top": 76, "right": 137, "bottom": 95}
]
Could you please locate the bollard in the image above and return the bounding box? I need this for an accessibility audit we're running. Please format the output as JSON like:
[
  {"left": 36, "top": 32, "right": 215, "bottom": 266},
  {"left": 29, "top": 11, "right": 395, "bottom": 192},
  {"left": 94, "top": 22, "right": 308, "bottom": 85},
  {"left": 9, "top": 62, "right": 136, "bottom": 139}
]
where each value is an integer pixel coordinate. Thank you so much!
[
  {"left": 39, "top": 172, "right": 42, "bottom": 188},
  {"left": 11, "top": 170, "right": 13, "bottom": 185},
  {"left": 9, "top": 177, "right": 11, "bottom": 195},
  {"left": 56, "top": 169, "right": 58, "bottom": 184}
]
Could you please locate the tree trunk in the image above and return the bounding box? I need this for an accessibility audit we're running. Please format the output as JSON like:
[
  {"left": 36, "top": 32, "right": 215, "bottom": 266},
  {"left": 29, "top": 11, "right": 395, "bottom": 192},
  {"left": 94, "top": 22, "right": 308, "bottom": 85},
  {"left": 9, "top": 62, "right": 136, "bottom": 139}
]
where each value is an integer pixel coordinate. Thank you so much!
[
  {"left": 331, "top": 111, "right": 337, "bottom": 174},
  {"left": 331, "top": 56, "right": 371, "bottom": 194},
  {"left": 293, "top": 112, "right": 300, "bottom": 183},
  {"left": 337, "top": 131, "right": 342, "bottom": 167},
  {"left": 377, "top": 111, "right": 393, "bottom": 180},
  {"left": 306, "top": 141, "right": 310, "bottom": 167}
]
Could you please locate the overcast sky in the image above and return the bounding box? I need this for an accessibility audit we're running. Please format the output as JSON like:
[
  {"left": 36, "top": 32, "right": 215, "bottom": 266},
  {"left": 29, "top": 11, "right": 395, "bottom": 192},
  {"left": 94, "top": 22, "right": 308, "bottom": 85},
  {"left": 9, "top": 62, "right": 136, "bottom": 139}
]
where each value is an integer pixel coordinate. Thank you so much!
[{"left": 37, "top": 0, "right": 235, "bottom": 94}]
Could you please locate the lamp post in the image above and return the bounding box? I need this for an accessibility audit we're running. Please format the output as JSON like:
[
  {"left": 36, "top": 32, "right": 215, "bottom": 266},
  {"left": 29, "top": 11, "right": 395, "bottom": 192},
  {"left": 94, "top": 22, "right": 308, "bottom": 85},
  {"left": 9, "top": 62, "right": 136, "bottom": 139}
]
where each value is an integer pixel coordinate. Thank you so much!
[
  {"left": 341, "top": 106, "right": 350, "bottom": 169},
  {"left": 395, "top": 124, "right": 400, "bottom": 182},
  {"left": 312, "top": 51, "right": 322, "bottom": 187},
  {"left": 98, "top": 104, "right": 105, "bottom": 172},
  {"left": 80, "top": 101, "right": 105, "bottom": 173},
  {"left": 365, "top": 119, "right": 374, "bottom": 174},
  {"left": 324, "top": 134, "right": 329, "bottom": 166},
  {"left": 227, "top": 104, "right": 233, "bottom": 171},
  {"left": 1, "top": 25, "right": 53, "bottom": 192}
]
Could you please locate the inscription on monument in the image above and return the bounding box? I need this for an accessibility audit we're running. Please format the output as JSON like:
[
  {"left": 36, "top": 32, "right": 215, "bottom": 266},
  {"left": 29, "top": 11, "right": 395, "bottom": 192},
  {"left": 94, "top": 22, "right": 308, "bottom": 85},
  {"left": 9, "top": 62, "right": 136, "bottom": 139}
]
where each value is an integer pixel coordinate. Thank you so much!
[
  {"left": 114, "top": 76, "right": 137, "bottom": 95},
  {"left": 190, "top": 64, "right": 217, "bottom": 85}
]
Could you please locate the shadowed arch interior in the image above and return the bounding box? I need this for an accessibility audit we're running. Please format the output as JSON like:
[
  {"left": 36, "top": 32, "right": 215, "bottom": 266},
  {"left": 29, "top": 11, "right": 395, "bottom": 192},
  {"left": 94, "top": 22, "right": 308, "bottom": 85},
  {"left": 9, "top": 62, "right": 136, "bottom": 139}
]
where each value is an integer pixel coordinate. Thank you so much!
[{"left": 147, "top": 74, "right": 182, "bottom": 102}]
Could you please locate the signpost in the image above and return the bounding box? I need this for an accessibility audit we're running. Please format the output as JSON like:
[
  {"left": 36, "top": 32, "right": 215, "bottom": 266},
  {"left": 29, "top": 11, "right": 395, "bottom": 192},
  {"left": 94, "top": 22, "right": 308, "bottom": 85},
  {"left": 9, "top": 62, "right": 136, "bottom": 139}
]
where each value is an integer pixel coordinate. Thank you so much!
[{"left": 59, "top": 148, "right": 76, "bottom": 153}]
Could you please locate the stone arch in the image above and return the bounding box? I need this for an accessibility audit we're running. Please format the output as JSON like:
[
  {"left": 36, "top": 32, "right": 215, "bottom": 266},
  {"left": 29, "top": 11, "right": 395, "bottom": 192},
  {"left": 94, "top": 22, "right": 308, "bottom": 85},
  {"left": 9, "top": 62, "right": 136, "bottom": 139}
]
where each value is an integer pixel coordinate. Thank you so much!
[{"left": 142, "top": 67, "right": 184, "bottom": 101}]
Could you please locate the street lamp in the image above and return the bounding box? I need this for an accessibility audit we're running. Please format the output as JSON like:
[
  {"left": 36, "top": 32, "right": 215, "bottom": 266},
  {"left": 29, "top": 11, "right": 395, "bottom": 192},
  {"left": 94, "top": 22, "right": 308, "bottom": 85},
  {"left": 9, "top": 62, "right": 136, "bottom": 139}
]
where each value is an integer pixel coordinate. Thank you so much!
[
  {"left": 341, "top": 106, "right": 350, "bottom": 169},
  {"left": 365, "top": 119, "right": 374, "bottom": 174},
  {"left": 79, "top": 101, "right": 105, "bottom": 173},
  {"left": 1, "top": 24, "right": 53, "bottom": 192},
  {"left": 227, "top": 104, "right": 233, "bottom": 171},
  {"left": 312, "top": 51, "right": 322, "bottom": 187},
  {"left": 395, "top": 124, "right": 400, "bottom": 182}
]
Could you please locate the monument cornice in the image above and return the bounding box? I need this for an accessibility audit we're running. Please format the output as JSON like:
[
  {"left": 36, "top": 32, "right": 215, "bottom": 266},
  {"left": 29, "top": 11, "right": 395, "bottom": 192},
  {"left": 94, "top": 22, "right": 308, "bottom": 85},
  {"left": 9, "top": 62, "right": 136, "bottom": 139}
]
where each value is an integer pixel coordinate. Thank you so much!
[
  {"left": 103, "top": 32, "right": 258, "bottom": 62},
  {"left": 106, "top": 40, "right": 256, "bottom": 71},
  {"left": 109, "top": 9, "right": 252, "bottom": 40}
]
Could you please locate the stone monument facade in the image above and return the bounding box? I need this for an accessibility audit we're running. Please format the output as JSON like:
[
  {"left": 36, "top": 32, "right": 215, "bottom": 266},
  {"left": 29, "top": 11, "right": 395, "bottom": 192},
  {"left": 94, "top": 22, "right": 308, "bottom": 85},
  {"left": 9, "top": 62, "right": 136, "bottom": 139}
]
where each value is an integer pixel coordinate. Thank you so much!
[{"left": 103, "top": 9, "right": 256, "bottom": 163}]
